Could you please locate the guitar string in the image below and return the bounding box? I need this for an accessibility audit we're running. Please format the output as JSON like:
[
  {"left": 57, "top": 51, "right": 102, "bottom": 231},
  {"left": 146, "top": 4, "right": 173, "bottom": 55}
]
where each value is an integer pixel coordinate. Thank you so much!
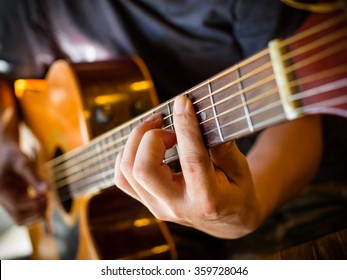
[
  {"left": 44, "top": 13, "right": 346, "bottom": 170},
  {"left": 54, "top": 85, "right": 283, "bottom": 198},
  {"left": 47, "top": 32, "right": 347, "bottom": 181},
  {"left": 54, "top": 65, "right": 347, "bottom": 201},
  {"left": 49, "top": 50, "right": 347, "bottom": 200},
  {"left": 44, "top": 54, "right": 273, "bottom": 175},
  {"left": 53, "top": 84, "right": 283, "bottom": 189},
  {"left": 44, "top": 19, "right": 346, "bottom": 188},
  {"left": 55, "top": 71, "right": 347, "bottom": 200},
  {"left": 43, "top": 46, "right": 270, "bottom": 169},
  {"left": 46, "top": 17, "right": 347, "bottom": 196},
  {"left": 202, "top": 78, "right": 347, "bottom": 139},
  {"left": 55, "top": 73, "right": 347, "bottom": 202},
  {"left": 178, "top": 26, "right": 347, "bottom": 121},
  {"left": 60, "top": 80, "right": 347, "bottom": 201},
  {"left": 44, "top": 58, "right": 271, "bottom": 177},
  {"left": 278, "top": 12, "right": 346, "bottom": 47},
  {"left": 55, "top": 81, "right": 347, "bottom": 201},
  {"left": 47, "top": 35, "right": 346, "bottom": 196}
]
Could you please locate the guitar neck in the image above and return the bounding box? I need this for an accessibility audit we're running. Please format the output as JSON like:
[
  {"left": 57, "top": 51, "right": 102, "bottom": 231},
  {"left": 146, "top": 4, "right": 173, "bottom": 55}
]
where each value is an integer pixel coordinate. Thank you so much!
[{"left": 46, "top": 10, "right": 347, "bottom": 199}]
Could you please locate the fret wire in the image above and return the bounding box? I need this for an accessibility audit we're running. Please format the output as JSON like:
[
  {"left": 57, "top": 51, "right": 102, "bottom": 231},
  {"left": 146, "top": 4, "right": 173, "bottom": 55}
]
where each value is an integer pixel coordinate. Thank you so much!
[
  {"left": 236, "top": 67, "right": 254, "bottom": 133},
  {"left": 208, "top": 82, "right": 224, "bottom": 142},
  {"left": 189, "top": 61, "right": 272, "bottom": 114},
  {"left": 198, "top": 71, "right": 275, "bottom": 116},
  {"left": 166, "top": 101, "right": 173, "bottom": 124},
  {"left": 171, "top": 49, "right": 270, "bottom": 105},
  {"left": 203, "top": 98, "right": 283, "bottom": 138},
  {"left": 198, "top": 75, "right": 275, "bottom": 126},
  {"left": 166, "top": 100, "right": 180, "bottom": 156}
]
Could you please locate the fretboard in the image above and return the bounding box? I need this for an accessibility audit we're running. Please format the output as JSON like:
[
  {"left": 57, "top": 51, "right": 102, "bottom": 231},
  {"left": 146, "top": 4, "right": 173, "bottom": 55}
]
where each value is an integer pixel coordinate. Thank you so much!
[
  {"left": 47, "top": 49, "right": 286, "bottom": 201},
  {"left": 46, "top": 10, "right": 347, "bottom": 202}
]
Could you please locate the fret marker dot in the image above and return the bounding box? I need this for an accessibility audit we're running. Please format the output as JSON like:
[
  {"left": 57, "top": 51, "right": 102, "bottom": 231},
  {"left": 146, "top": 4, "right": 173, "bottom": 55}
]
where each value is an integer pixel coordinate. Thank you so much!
[{"left": 200, "top": 112, "right": 207, "bottom": 121}]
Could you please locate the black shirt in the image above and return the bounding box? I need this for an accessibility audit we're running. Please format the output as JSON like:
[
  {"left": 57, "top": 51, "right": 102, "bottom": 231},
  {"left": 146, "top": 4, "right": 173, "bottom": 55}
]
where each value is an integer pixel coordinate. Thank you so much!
[{"left": 0, "top": 0, "right": 308, "bottom": 102}]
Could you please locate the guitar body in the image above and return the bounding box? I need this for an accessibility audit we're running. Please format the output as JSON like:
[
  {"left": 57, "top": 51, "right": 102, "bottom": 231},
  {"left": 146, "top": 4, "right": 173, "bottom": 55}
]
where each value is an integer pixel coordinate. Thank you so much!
[{"left": 15, "top": 58, "right": 176, "bottom": 259}]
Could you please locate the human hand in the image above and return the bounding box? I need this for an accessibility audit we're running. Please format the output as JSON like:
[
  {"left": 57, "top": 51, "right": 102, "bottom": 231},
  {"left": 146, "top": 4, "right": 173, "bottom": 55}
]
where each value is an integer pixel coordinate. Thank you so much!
[
  {"left": 114, "top": 95, "right": 261, "bottom": 238},
  {"left": 0, "top": 122, "right": 47, "bottom": 226}
]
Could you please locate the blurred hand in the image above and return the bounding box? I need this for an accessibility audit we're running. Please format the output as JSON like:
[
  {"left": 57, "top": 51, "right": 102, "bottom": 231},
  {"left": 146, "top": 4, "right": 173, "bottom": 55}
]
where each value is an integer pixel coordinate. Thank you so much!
[
  {"left": 114, "top": 95, "right": 261, "bottom": 238},
  {"left": 0, "top": 108, "right": 48, "bottom": 226}
]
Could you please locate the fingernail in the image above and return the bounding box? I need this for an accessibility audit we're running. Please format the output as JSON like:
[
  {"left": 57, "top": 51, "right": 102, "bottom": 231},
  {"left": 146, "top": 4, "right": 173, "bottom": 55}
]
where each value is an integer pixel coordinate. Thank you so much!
[{"left": 174, "top": 95, "right": 189, "bottom": 115}]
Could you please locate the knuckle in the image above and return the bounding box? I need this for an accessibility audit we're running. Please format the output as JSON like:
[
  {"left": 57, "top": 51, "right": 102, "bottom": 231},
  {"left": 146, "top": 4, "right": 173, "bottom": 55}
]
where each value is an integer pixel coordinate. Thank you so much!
[
  {"left": 119, "top": 158, "right": 133, "bottom": 176},
  {"left": 181, "top": 153, "right": 210, "bottom": 173},
  {"left": 133, "top": 164, "right": 150, "bottom": 184}
]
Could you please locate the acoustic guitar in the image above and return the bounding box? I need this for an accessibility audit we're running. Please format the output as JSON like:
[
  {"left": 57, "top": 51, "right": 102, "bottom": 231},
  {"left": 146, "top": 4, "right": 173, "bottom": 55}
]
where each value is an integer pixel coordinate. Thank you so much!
[
  {"left": 15, "top": 58, "right": 176, "bottom": 260},
  {"left": 14, "top": 1, "right": 347, "bottom": 259}
]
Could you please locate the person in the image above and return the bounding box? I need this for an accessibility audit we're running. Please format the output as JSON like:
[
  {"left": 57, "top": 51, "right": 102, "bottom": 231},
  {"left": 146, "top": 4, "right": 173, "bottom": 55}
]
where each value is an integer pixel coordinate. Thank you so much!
[{"left": 0, "top": 0, "right": 346, "bottom": 259}]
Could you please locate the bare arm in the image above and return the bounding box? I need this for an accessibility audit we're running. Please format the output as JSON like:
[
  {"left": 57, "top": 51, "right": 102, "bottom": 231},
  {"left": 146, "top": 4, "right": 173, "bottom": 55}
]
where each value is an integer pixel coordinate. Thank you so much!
[{"left": 246, "top": 114, "right": 322, "bottom": 224}]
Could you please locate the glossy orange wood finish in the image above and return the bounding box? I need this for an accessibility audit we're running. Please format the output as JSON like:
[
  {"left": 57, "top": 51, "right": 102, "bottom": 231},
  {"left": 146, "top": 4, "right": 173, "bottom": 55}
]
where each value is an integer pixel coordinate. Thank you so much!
[
  {"left": 15, "top": 59, "right": 175, "bottom": 260},
  {"left": 16, "top": 64, "right": 97, "bottom": 259}
]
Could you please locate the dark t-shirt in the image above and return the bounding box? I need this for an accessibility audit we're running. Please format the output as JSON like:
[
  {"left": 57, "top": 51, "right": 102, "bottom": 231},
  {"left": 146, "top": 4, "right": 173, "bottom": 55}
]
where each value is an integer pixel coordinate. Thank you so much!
[
  {"left": 0, "top": 0, "right": 310, "bottom": 154},
  {"left": 1, "top": 0, "right": 346, "bottom": 259},
  {"left": 0, "top": 0, "right": 307, "bottom": 98}
]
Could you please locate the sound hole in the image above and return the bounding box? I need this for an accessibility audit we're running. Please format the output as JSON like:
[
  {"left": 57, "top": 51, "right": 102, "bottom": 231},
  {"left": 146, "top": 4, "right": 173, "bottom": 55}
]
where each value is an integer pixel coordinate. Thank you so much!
[{"left": 54, "top": 148, "right": 73, "bottom": 213}]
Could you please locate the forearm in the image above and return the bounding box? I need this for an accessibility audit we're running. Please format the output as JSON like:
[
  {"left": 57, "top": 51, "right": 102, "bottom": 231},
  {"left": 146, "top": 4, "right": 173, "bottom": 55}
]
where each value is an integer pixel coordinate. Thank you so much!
[{"left": 247, "top": 115, "right": 322, "bottom": 224}]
